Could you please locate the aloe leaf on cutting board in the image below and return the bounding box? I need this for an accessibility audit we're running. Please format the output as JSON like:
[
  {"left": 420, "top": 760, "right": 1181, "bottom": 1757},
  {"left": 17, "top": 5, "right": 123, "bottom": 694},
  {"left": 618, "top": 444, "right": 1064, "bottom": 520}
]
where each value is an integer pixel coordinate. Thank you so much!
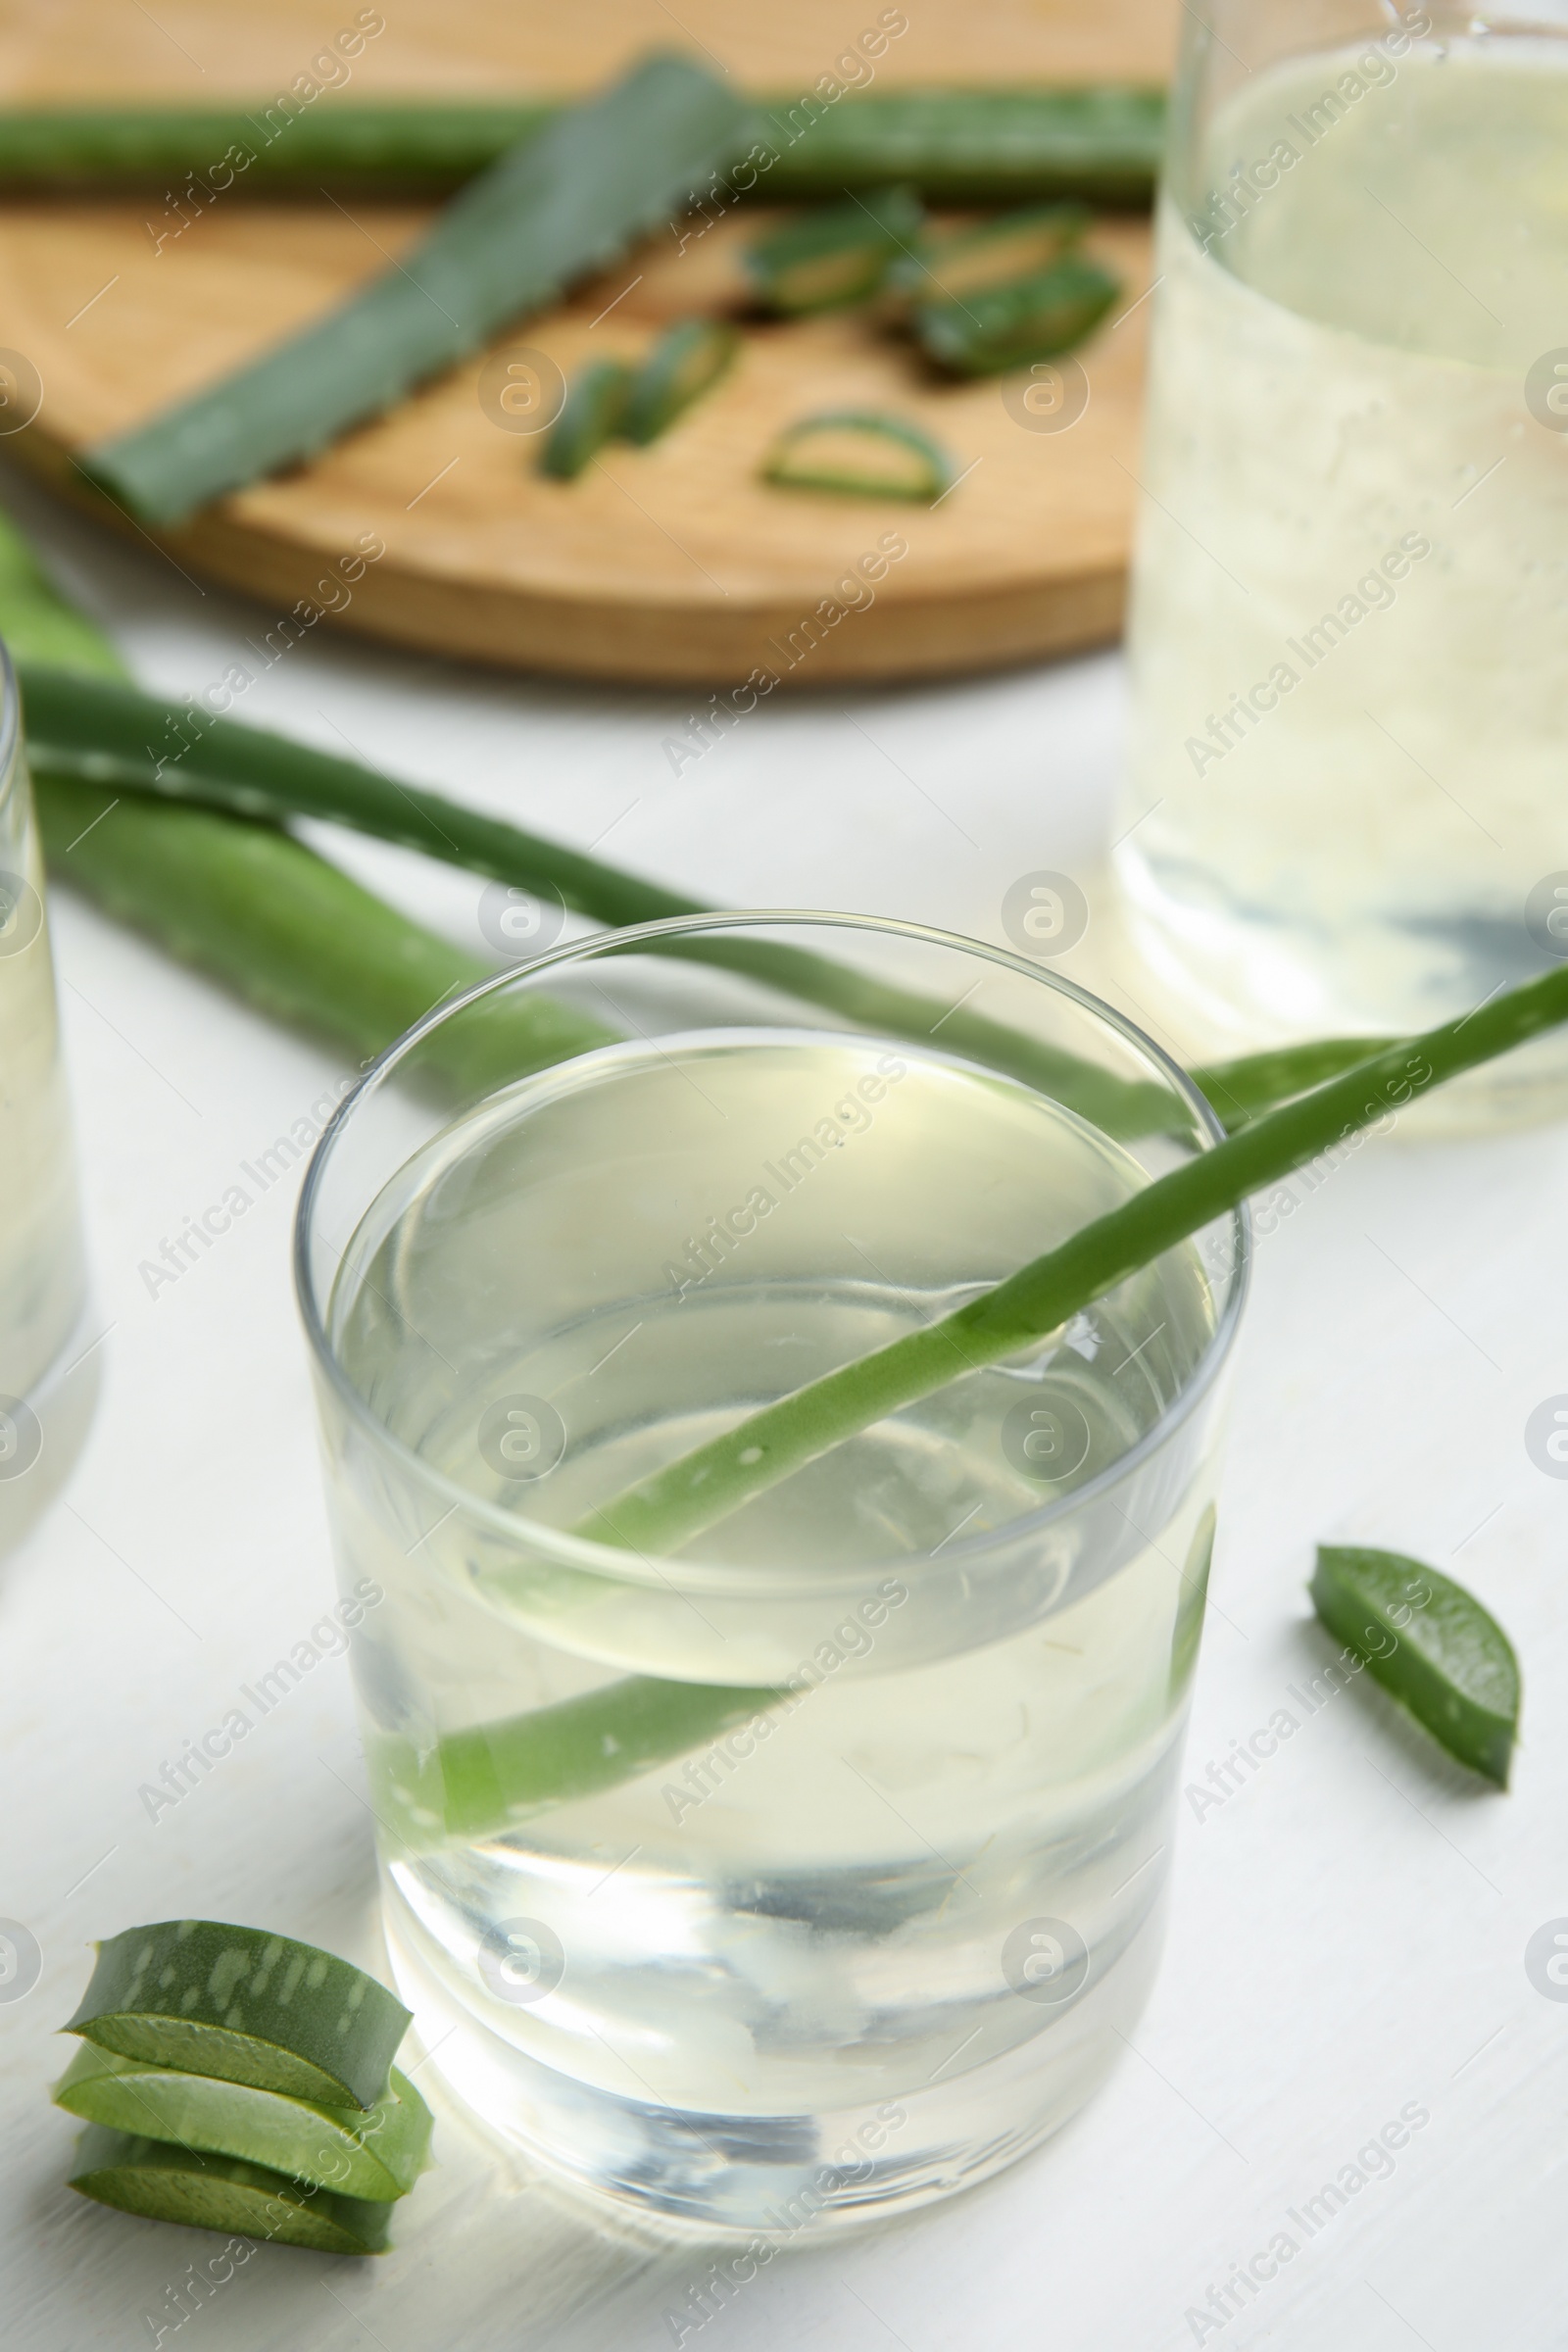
[
  {"left": 81, "top": 54, "right": 751, "bottom": 523},
  {"left": 0, "top": 87, "right": 1167, "bottom": 204}
]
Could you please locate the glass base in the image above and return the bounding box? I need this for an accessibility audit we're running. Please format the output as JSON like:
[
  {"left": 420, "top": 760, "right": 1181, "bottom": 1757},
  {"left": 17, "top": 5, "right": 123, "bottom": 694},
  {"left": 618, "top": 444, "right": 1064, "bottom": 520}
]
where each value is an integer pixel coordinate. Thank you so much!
[
  {"left": 383, "top": 1873, "right": 1166, "bottom": 2237},
  {"left": 0, "top": 1298, "right": 101, "bottom": 1559}
]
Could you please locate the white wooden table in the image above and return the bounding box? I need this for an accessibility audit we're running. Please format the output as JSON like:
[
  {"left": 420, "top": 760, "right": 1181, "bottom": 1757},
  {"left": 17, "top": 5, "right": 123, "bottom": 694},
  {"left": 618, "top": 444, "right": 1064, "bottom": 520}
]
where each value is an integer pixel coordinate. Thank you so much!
[{"left": 5, "top": 460, "right": 1566, "bottom": 2352}]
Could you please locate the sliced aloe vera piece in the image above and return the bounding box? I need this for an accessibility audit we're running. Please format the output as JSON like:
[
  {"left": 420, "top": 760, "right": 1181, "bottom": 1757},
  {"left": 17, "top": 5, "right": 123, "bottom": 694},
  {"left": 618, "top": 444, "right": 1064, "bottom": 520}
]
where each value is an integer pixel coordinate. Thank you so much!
[
  {"left": 68, "top": 2125, "right": 394, "bottom": 2254},
  {"left": 539, "top": 360, "right": 633, "bottom": 479},
  {"left": 762, "top": 409, "right": 952, "bottom": 502},
  {"left": 745, "top": 185, "right": 922, "bottom": 314},
  {"left": 913, "top": 252, "right": 1120, "bottom": 375},
  {"left": 54, "top": 2045, "right": 431, "bottom": 2200},
  {"left": 64, "top": 1923, "right": 411, "bottom": 2109},
  {"left": 889, "top": 200, "right": 1090, "bottom": 306},
  {"left": 622, "top": 319, "right": 739, "bottom": 444},
  {"left": 1310, "top": 1545, "right": 1519, "bottom": 1787}
]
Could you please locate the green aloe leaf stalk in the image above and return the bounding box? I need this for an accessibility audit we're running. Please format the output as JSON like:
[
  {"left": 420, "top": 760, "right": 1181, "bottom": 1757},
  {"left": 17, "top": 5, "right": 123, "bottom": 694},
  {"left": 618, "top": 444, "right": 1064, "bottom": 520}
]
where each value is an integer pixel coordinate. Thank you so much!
[
  {"left": 571, "top": 976, "right": 1568, "bottom": 1556},
  {"left": 0, "top": 87, "right": 1166, "bottom": 205}
]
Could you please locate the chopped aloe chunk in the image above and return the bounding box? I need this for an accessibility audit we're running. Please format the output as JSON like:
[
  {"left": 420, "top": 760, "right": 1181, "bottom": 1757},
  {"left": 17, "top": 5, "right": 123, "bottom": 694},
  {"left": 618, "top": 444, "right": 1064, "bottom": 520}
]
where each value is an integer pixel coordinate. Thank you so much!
[
  {"left": 622, "top": 319, "right": 739, "bottom": 444},
  {"left": 889, "top": 201, "right": 1090, "bottom": 305},
  {"left": 54, "top": 2045, "right": 432, "bottom": 2201},
  {"left": 538, "top": 360, "right": 633, "bottom": 479},
  {"left": 68, "top": 2125, "right": 394, "bottom": 2254},
  {"left": 1310, "top": 1545, "right": 1520, "bottom": 1787},
  {"left": 762, "top": 409, "right": 953, "bottom": 502},
  {"left": 745, "top": 185, "right": 922, "bottom": 314},
  {"left": 64, "top": 1922, "right": 411, "bottom": 2110},
  {"left": 913, "top": 253, "right": 1120, "bottom": 375}
]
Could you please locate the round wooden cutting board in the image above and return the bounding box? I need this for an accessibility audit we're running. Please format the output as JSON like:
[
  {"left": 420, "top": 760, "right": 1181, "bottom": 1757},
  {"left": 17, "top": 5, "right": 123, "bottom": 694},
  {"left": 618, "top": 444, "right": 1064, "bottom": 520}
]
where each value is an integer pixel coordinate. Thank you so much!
[{"left": 0, "top": 0, "right": 1175, "bottom": 687}]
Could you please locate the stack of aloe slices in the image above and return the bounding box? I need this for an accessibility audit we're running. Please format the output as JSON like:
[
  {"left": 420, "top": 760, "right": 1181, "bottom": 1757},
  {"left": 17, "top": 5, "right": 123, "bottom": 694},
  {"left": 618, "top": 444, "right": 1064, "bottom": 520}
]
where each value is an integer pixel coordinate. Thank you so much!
[{"left": 56, "top": 1922, "right": 431, "bottom": 2255}]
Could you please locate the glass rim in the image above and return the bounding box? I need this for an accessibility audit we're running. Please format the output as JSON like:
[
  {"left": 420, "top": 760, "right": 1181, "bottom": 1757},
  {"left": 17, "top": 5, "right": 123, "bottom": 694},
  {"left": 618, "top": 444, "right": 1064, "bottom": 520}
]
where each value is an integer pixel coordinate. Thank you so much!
[{"left": 293, "top": 908, "right": 1251, "bottom": 1592}]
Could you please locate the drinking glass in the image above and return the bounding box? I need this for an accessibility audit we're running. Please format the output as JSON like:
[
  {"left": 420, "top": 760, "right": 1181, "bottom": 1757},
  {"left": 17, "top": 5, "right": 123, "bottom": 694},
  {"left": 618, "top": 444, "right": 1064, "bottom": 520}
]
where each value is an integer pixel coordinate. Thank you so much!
[
  {"left": 0, "top": 639, "right": 91, "bottom": 1551},
  {"left": 296, "top": 913, "right": 1248, "bottom": 2232},
  {"left": 1115, "top": 0, "right": 1568, "bottom": 1119}
]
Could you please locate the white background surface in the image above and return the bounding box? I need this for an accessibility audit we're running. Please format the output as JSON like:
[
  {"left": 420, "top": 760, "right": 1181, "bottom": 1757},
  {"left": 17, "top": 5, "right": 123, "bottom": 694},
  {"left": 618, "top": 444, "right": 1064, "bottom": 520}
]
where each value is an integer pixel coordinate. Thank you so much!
[{"left": 4, "top": 457, "right": 1568, "bottom": 2352}]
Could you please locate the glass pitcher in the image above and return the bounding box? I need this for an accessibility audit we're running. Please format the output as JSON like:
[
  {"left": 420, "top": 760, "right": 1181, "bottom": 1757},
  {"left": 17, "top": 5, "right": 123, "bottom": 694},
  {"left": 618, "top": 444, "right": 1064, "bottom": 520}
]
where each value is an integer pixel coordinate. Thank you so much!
[{"left": 1115, "top": 0, "right": 1568, "bottom": 1121}]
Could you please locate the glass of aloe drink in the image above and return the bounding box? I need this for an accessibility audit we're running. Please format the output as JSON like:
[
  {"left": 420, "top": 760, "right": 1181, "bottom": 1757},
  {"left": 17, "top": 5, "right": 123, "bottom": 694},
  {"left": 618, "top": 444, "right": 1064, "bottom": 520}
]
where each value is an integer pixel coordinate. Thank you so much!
[
  {"left": 296, "top": 914, "right": 1248, "bottom": 2231},
  {"left": 1116, "top": 0, "right": 1568, "bottom": 1122},
  {"left": 0, "top": 639, "right": 91, "bottom": 1552}
]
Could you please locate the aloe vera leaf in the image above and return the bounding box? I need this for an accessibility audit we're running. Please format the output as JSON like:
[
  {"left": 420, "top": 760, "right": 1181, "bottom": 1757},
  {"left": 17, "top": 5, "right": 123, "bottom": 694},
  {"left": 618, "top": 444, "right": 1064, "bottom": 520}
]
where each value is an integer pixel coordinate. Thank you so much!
[
  {"left": 570, "top": 968, "right": 1568, "bottom": 1556},
  {"left": 0, "top": 526, "right": 129, "bottom": 680},
  {"left": 54, "top": 2045, "right": 432, "bottom": 2200},
  {"left": 761, "top": 410, "right": 954, "bottom": 500},
  {"left": 621, "top": 319, "right": 740, "bottom": 444},
  {"left": 14, "top": 668, "right": 1182, "bottom": 1132},
  {"left": 30, "top": 695, "right": 1343, "bottom": 1144},
  {"left": 81, "top": 56, "right": 751, "bottom": 523},
  {"left": 538, "top": 361, "right": 634, "bottom": 480},
  {"left": 1188, "top": 1036, "right": 1406, "bottom": 1130},
  {"left": 1311, "top": 1545, "right": 1519, "bottom": 1787},
  {"left": 0, "top": 102, "right": 555, "bottom": 194},
  {"left": 913, "top": 252, "right": 1120, "bottom": 374},
  {"left": 68, "top": 2124, "right": 394, "bottom": 2252},
  {"left": 759, "top": 86, "right": 1164, "bottom": 206},
  {"left": 375, "top": 1677, "right": 782, "bottom": 1841},
  {"left": 64, "top": 1922, "right": 411, "bottom": 2108},
  {"left": 32, "top": 775, "right": 614, "bottom": 1097},
  {"left": 744, "top": 185, "right": 922, "bottom": 313},
  {"left": 0, "top": 88, "right": 1166, "bottom": 205},
  {"left": 4, "top": 558, "right": 1393, "bottom": 1146}
]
